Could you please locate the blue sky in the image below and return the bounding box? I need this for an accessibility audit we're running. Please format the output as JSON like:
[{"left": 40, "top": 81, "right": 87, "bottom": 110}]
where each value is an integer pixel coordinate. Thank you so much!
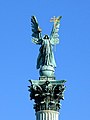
[{"left": 0, "top": 0, "right": 90, "bottom": 120}]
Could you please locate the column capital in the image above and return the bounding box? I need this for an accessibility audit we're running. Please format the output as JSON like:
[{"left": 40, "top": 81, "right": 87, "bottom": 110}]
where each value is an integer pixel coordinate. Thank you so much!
[{"left": 28, "top": 77, "right": 66, "bottom": 112}]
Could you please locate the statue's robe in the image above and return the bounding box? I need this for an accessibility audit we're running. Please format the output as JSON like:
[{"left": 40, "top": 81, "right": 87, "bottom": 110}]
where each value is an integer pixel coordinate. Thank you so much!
[{"left": 36, "top": 38, "right": 56, "bottom": 69}]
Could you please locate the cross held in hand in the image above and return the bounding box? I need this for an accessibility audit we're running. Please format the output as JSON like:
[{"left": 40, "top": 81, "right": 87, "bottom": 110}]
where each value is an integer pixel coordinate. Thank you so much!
[
  {"left": 50, "top": 16, "right": 57, "bottom": 22},
  {"left": 50, "top": 16, "right": 61, "bottom": 23},
  {"left": 50, "top": 16, "right": 62, "bottom": 28}
]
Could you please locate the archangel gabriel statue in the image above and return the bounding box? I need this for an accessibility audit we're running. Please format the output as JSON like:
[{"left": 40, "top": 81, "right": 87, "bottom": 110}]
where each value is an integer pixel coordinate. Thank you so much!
[{"left": 31, "top": 16, "right": 62, "bottom": 77}]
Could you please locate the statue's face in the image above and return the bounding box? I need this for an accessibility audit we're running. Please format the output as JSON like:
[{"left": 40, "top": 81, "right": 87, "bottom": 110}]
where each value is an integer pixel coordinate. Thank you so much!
[{"left": 43, "top": 35, "right": 49, "bottom": 39}]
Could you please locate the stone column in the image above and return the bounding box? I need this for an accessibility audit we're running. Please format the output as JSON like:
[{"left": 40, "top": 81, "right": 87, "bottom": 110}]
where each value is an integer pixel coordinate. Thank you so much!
[{"left": 36, "top": 110, "right": 59, "bottom": 120}]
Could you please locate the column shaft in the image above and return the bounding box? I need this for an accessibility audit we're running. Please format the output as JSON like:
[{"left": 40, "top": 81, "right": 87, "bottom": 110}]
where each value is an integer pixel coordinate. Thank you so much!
[{"left": 36, "top": 110, "right": 59, "bottom": 120}]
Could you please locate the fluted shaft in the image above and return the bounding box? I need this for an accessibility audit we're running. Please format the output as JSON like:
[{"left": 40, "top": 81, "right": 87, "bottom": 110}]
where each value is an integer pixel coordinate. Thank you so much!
[{"left": 36, "top": 110, "right": 59, "bottom": 120}]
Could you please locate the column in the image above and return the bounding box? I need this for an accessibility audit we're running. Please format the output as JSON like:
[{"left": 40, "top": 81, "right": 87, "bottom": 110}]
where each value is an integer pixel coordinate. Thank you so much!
[{"left": 36, "top": 110, "right": 59, "bottom": 120}]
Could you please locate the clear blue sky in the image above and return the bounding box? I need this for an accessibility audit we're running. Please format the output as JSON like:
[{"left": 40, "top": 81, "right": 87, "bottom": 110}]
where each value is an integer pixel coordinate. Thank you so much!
[{"left": 0, "top": 0, "right": 90, "bottom": 120}]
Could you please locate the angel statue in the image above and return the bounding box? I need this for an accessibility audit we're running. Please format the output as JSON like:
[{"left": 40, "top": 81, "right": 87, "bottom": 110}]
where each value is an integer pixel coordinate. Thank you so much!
[{"left": 31, "top": 16, "right": 62, "bottom": 77}]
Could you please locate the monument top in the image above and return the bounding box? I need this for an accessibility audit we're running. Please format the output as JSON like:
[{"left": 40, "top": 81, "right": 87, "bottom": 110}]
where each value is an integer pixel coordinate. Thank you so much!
[
  {"left": 29, "top": 16, "right": 66, "bottom": 118},
  {"left": 31, "top": 16, "right": 62, "bottom": 77}
]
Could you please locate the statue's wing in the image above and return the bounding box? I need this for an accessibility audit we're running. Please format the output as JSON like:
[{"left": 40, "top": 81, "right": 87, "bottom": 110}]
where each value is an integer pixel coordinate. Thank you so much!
[
  {"left": 50, "top": 16, "right": 62, "bottom": 45},
  {"left": 31, "top": 16, "right": 42, "bottom": 44}
]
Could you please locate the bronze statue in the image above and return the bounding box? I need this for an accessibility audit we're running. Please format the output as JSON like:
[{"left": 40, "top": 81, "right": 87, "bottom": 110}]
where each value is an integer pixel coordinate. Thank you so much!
[{"left": 31, "top": 16, "right": 62, "bottom": 77}]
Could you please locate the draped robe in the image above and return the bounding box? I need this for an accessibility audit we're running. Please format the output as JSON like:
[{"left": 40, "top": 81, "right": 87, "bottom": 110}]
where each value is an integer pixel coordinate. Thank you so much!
[{"left": 36, "top": 38, "right": 56, "bottom": 69}]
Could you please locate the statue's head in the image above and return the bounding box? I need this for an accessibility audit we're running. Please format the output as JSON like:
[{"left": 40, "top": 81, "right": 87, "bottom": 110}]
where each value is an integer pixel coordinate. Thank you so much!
[{"left": 43, "top": 35, "right": 49, "bottom": 39}]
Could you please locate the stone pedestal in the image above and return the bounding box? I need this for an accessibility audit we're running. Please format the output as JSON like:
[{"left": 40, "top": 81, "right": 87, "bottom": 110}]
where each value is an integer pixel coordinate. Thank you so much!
[{"left": 28, "top": 77, "right": 66, "bottom": 120}]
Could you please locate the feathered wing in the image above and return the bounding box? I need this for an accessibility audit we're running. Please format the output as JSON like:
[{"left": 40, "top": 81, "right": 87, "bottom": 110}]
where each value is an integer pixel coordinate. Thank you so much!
[
  {"left": 31, "top": 16, "right": 42, "bottom": 44},
  {"left": 50, "top": 16, "right": 62, "bottom": 45}
]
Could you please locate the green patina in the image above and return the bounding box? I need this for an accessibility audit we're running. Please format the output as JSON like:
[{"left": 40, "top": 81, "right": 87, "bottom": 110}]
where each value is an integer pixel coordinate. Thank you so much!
[
  {"left": 29, "top": 16, "right": 66, "bottom": 113},
  {"left": 31, "top": 16, "right": 62, "bottom": 77}
]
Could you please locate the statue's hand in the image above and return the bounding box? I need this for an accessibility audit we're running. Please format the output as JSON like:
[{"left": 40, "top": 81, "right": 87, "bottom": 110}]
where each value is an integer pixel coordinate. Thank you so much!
[
  {"left": 32, "top": 38, "right": 42, "bottom": 45},
  {"left": 32, "top": 38, "right": 38, "bottom": 44}
]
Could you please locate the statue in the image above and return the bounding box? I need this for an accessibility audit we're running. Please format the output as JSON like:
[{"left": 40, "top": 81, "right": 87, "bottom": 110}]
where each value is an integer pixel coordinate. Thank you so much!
[{"left": 31, "top": 16, "right": 62, "bottom": 77}]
